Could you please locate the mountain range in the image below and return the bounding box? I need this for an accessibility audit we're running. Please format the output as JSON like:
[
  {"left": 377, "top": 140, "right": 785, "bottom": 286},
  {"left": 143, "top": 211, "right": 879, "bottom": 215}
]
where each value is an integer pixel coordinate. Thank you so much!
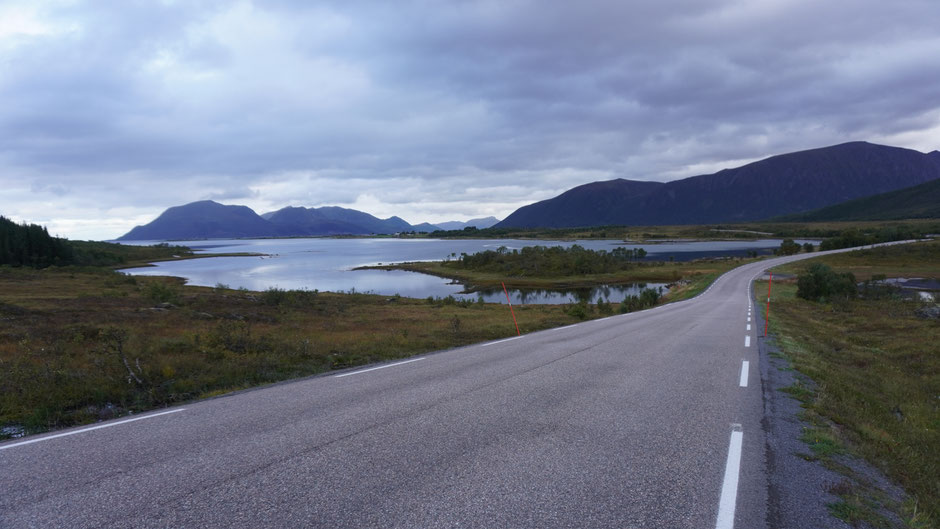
[
  {"left": 118, "top": 202, "right": 494, "bottom": 240},
  {"left": 495, "top": 142, "right": 940, "bottom": 228},
  {"left": 118, "top": 141, "right": 939, "bottom": 240}
]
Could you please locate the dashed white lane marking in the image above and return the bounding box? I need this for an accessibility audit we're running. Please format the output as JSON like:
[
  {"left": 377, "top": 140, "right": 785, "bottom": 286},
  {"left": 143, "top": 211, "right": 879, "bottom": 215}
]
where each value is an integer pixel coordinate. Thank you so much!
[
  {"left": 746, "top": 324, "right": 751, "bottom": 331},
  {"left": 739, "top": 361, "right": 749, "bottom": 387},
  {"left": 334, "top": 357, "right": 425, "bottom": 378},
  {"left": 715, "top": 428, "right": 744, "bottom": 529},
  {"left": 0, "top": 409, "right": 186, "bottom": 450},
  {"left": 549, "top": 324, "right": 578, "bottom": 332},
  {"left": 747, "top": 317, "right": 750, "bottom": 322},
  {"left": 481, "top": 336, "right": 523, "bottom": 347},
  {"left": 745, "top": 335, "right": 751, "bottom": 347}
]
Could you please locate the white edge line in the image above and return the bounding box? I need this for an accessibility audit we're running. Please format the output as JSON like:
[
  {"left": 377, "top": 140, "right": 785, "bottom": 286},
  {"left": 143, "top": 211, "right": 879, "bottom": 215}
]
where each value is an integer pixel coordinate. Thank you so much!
[
  {"left": 716, "top": 429, "right": 744, "bottom": 529},
  {"left": 0, "top": 409, "right": 186, "bottom": 450},
  {"left": 739, "top": 361, "right": 749, "bottom": 387},
  {"left": 334, "top": 357, "right": 425, "bottom": 378},
  {"left": 481, "top": 336, "right": 523, "bottom": 347}
]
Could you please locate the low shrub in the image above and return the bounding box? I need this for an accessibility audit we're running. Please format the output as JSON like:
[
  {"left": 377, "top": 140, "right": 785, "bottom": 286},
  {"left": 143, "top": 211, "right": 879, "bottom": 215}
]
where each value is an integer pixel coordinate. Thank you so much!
[
  {"left": 777, "top": 238, "right": 801, "bottom": 256},
  {"left": 796, "top": 263, "right": 857, "bottom": 302},
  {"left": 567, "top": 301, "right": 590, "bottom": 320},
  {"left": 619, "top": 287, "right": 662, "bottom": 313},
  {"left": 145, "top": 281, "right": 181, "bottom": 305},
  {"left": 261, "top": 287, "right": 318, "bottom": 307}
]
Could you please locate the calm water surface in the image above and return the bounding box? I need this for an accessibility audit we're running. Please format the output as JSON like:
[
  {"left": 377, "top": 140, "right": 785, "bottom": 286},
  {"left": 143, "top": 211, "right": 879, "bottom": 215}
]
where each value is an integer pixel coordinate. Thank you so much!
[{"left": 121, "top": 238, "right": 812, "bottom": 304}]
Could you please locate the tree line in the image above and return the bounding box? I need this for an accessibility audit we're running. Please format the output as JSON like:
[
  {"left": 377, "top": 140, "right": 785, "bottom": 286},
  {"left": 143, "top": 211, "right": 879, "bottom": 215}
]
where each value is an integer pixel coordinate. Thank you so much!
[
  {"left": 818, "top": 226, "right": 926, "bottom": 251},
  {"left": 0, "top": 215, "right": 74, "bottom": 268},
  {"left": 449, "top": 244, "right": 647, "bottom": 277},
  {"left": 1, "top": 216, "right": 196, "bottom": 269}
]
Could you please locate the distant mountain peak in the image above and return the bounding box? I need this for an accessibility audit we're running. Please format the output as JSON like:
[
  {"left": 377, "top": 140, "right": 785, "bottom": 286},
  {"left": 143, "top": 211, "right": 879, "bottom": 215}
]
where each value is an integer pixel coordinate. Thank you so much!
[{"left": 118, "top": 200, "right": 276, "bottom": 241}]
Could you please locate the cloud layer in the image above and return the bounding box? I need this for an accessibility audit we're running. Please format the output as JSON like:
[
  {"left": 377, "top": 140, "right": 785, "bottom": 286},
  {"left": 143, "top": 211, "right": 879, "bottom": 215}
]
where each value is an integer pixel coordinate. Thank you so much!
[{"left": 1, "top": 0, "right": 939, "bottom": 239}]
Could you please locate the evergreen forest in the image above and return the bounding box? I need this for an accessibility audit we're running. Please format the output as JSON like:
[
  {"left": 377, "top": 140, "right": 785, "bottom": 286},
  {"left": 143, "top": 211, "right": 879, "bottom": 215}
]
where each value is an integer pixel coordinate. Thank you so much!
[{"left": 0, "top": 215, "right": 73, "bottom": 268}]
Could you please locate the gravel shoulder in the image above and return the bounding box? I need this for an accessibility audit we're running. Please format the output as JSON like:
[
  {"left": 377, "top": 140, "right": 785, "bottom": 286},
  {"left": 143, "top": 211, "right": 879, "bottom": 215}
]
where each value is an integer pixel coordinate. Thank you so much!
[{"left": 759, "top": 334, "right": 909, "bottom": 529}]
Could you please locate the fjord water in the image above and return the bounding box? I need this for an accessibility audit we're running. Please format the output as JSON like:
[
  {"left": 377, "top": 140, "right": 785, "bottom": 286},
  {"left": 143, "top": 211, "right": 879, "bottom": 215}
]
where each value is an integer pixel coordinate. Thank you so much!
[{"left": 121, "top": 238, "right": 805, "bottom": 304}]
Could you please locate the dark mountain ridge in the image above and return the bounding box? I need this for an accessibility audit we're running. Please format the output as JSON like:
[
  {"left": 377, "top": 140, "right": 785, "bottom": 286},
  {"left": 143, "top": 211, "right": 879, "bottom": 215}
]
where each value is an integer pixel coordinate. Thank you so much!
[
  {"left": 118, "top": 202, "right": 445, "bottom": 240},
  {"left": 496, "top": 142, "right": 940, "bottom": 228}
]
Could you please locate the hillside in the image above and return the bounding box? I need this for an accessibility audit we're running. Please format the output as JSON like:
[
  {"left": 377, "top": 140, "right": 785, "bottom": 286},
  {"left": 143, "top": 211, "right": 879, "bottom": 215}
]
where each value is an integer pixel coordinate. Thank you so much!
[
  {"left": 773, "top": 177, "right": 940, "bottom": 222},
  {"left": 497, "top": 180, "right": 663, "bottom": 228},
  {"left": 496, "top": 142, "right": 940, "bottom": 228}
]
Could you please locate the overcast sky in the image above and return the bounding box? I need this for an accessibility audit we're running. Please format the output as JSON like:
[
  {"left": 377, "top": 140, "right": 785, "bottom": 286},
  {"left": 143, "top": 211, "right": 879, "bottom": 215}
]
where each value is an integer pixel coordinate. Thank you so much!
[{"left": 2, "top": 0, "right": 939, "bottom": 240}]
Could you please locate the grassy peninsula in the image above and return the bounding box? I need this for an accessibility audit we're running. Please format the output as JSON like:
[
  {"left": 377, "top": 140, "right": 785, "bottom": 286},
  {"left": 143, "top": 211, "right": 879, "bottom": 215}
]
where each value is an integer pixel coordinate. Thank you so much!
[{"left": 362, "top": 244, "right": 751, "bottom": 301}]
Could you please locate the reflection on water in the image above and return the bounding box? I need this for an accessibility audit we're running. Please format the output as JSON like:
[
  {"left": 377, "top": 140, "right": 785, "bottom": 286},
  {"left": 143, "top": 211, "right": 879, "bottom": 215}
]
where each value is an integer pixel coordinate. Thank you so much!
[{"left": 468, "top": 283, "right": 666, "bottom": 305}]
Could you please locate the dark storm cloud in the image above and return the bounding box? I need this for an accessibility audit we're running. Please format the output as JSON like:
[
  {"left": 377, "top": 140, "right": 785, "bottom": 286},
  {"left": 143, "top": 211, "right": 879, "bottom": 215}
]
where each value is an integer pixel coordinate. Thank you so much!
[{"left": 0, "top": 0, "right": 938, "bottom": 238}]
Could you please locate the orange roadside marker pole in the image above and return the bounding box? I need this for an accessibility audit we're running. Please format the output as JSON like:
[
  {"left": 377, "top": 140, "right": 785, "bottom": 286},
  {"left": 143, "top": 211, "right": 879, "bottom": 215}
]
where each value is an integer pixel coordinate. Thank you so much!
[
  {"left": 501, "top": 281, "right": 521, "bottom": 336},
  {"left": 764, "top": 271, "right": 773, "bottom": 337}
]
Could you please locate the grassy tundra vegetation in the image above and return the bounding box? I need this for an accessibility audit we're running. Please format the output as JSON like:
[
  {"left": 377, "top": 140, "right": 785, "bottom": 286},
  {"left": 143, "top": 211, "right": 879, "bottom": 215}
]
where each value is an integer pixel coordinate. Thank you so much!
[
  {"left": 0, "top": 263, "right": 623, "bottom": 439},
  {"left": 759, "top": 241, "right": 939, "bottom": 526}
]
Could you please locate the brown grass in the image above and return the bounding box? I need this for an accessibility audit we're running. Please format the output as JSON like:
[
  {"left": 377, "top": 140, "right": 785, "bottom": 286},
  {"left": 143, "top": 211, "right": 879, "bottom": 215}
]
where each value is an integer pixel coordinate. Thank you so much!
[{"left": 0, "top": 266, "right": 598, "bottom": 436}]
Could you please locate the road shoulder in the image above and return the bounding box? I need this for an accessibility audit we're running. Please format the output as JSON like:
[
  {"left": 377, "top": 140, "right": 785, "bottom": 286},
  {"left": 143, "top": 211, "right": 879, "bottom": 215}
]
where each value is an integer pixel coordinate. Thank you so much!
[{"left": 759, "top": 334, "right": 909, "bottom": 528}]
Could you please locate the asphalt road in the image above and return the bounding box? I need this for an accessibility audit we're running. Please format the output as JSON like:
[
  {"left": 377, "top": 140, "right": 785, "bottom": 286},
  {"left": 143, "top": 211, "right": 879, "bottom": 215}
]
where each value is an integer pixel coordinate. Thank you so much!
[{"left": 0, "top": 245, "right": 899, "bottom": 528}]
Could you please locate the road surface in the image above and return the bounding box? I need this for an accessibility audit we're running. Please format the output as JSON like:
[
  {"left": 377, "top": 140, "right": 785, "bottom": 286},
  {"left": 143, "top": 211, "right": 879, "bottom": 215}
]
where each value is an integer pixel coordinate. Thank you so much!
[{"left": 0, "top": 245, "right": 896, "bottom": 528}]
